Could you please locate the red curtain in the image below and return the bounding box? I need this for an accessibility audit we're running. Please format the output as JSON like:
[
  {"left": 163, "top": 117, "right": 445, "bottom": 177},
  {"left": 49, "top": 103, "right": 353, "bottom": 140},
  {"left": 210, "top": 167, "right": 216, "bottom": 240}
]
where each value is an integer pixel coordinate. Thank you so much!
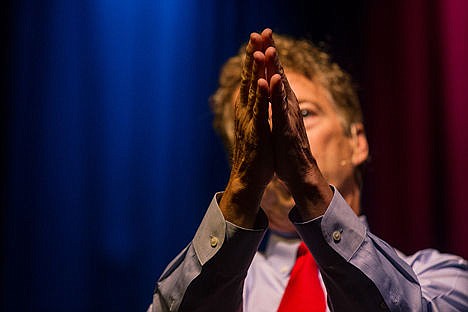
[{"left": 364, "top": 0, "right": 468, "bottom": 258}]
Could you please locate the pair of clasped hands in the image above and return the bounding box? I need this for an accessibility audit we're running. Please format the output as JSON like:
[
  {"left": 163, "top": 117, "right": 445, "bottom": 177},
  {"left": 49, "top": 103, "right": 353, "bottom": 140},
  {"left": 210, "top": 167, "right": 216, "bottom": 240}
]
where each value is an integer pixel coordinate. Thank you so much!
[{"left": 219, "top": 29, "right": 333, "bottom": 228}]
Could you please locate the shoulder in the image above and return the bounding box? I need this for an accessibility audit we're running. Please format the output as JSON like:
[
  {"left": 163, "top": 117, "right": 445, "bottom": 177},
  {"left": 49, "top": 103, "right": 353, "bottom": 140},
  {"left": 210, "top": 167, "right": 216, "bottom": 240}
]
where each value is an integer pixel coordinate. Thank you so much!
[
  {"left": 399, "top": 248, "right": 468, "bottom": 307},
  {"left": 398, "top": 248, "right": 467, "bottom": 272}
]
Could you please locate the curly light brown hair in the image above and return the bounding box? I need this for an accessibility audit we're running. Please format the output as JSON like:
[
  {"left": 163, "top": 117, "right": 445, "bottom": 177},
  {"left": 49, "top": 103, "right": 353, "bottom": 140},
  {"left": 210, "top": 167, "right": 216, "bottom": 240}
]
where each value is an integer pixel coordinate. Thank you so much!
[{"left": 210, "top": 34, "right": 363, "bottom": 154}]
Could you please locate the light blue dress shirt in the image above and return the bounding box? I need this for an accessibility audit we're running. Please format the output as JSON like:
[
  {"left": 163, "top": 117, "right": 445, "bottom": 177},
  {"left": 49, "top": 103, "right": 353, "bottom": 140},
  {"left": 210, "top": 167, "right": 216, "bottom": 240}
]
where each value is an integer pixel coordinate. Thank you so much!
[{"left": 151, "top": 188, "right": 468, "bottom": 311}]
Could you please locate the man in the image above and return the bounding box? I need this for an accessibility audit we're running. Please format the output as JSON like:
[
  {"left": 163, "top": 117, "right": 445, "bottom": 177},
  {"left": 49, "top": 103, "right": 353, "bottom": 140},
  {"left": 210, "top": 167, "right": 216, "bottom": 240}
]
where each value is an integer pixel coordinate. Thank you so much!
[{"left": 150, "top": 29, "right": 468, "bottom": 311}]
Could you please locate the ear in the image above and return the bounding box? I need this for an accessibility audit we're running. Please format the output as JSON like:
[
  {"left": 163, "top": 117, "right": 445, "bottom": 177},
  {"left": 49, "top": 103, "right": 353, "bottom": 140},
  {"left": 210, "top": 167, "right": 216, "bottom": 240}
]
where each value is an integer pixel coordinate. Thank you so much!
[{"left": 350, "top": 123, "right": 369, "bottom": 166}]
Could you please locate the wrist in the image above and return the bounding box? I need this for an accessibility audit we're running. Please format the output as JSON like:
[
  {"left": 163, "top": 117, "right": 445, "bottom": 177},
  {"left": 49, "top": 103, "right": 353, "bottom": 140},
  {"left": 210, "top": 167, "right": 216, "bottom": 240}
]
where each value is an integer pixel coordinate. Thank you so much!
[
  {"left": 219, "top": 176, "right": 266, "bottom": 228},
  {"left": 287, "top": 173, "right": 333, "bottom": 220}
]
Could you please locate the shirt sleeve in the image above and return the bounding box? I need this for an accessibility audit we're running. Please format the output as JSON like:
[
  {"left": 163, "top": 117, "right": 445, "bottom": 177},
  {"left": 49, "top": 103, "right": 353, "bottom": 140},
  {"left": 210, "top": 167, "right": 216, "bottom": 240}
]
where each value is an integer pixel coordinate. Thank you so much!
[
  {"left": 151, "top": 193, "right": 268, "bottom": 312},
  {"left": 290, "top": 187, "right": 468, "bottom": 312}
]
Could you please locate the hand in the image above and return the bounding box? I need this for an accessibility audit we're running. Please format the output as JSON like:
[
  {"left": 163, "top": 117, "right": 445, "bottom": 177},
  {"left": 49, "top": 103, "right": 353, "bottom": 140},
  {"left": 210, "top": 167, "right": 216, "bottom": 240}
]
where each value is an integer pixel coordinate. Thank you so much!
[
  {"left": 265, "top": 40, "right": 333, "bottom": 219},
  {"left": 220, "top": 31, "right": 274, "bottom": 227}
]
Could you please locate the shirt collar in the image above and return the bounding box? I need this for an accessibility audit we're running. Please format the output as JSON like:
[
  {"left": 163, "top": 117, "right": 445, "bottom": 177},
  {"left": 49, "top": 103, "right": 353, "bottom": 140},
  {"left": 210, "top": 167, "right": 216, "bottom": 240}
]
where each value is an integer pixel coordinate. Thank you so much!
[{"left": 264, "top": 232, "right": 301, "bottom": 276}]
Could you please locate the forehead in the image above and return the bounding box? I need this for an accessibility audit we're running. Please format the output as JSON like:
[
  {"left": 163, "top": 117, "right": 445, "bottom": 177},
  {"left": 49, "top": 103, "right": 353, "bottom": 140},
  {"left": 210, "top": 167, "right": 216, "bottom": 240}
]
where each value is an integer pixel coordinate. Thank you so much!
[
  {"left": 285, "top": 69, "right": 350, "bottom": 129},
  {"left": 285, "top": 70, "right": 334, "bottom": 108},
  {"left": 229, "top": 69, "right": 343, "bottom": 119}
]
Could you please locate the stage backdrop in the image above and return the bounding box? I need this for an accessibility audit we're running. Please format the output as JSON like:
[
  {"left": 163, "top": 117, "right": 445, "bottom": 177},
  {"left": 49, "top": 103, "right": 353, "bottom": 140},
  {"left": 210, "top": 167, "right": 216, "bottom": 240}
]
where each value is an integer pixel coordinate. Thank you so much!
[{"left": 2, "top": 0, "right": 467, "bottom": 310}]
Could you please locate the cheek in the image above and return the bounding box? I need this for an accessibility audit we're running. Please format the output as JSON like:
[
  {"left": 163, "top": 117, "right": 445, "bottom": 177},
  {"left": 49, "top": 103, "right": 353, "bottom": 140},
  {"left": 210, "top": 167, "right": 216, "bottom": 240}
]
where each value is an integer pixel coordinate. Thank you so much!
[
  {"left": 306, "top": 125, "right": 335, "bottom": 161},
  {"left": 306, "top": 125, "right": 352, "bottom": 172}
]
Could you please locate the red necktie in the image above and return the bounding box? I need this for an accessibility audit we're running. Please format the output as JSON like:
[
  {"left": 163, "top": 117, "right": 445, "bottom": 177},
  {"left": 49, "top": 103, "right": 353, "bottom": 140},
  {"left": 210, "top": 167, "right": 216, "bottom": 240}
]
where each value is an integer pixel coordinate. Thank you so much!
[{"left": 277, "top": 242, "right": 326, "bottom": 312}]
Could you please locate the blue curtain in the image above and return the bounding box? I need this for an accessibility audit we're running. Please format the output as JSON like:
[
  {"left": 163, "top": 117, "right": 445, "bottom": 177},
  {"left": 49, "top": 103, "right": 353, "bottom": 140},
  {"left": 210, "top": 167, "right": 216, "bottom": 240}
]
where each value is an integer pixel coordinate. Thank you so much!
[
  {"left": 3, "top": 0, "right": 366, "bottom": 310},
  {"left": 2, "top": 0, "right": 289, "bottom": 310}
]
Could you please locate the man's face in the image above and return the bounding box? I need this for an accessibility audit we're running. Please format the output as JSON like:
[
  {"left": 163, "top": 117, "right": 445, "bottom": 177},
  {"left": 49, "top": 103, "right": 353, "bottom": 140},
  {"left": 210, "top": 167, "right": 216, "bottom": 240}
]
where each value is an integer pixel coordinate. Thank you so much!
[
  {"left": 288, "top": 71, "right": 357, "bottom": 189},
  {"left": 260, "top": 70, "right": 365, "bottom": 233}
]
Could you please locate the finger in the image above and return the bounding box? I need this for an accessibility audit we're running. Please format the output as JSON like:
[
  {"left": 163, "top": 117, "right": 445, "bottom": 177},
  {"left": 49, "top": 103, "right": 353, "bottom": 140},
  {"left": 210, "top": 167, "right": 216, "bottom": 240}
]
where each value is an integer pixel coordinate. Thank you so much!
[
  {"left": 265, "top": 46, "right": 277, "bottom": 83},
  {"left": 261, "top": 28, "right": 273, "bottom": 51},
  {"left": 253, "top": 78, "right": 270, "bottom": 135},
  {"left": 240, "top": 33, "right": 263, "bottom": 105},
  {"left": 265, "top": 45, "right": 293, "bottom": 93},
  {"left": 270, "top": 73, "right": 287, "bottom": 131},
  {"left": 248, "top": 51, "right": 266, "bottom": 111}
]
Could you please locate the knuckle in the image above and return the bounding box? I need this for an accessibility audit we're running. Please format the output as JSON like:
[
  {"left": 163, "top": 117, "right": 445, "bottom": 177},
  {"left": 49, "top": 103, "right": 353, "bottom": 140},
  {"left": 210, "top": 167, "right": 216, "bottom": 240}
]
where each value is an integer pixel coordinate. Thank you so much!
[
  {"left": 248, "top": 87, "right": 257, "bottom": 103},
  {"left": 278, "top": 66, "right": 284, "bottom": 76}
]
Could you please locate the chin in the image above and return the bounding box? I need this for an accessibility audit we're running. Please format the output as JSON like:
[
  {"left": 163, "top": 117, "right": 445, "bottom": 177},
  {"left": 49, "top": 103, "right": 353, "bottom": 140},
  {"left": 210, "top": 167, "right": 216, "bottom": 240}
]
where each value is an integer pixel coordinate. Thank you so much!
[
  {"left": 261, "top": 178, "right": 296, "bottom": 233},
  {"left": 268, "top": 219, "right": 297, "bottom": 234}
]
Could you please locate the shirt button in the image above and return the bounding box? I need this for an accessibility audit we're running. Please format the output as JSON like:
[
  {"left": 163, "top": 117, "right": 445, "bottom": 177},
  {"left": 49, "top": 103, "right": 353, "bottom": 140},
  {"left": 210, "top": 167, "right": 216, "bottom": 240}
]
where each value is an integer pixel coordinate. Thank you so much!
[
  {"left": 210, "top": 236, "right": 218, "bottom": 248},
  {"left": 332, "top": 230, "right": 342, "bottom": 242}
]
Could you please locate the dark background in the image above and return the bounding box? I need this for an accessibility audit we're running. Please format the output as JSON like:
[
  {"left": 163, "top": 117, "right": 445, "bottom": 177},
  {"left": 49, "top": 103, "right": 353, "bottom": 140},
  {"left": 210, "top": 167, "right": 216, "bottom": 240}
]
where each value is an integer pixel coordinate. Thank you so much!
[{"left": 2, "top": 0, "right": 467, "bottom": 310}]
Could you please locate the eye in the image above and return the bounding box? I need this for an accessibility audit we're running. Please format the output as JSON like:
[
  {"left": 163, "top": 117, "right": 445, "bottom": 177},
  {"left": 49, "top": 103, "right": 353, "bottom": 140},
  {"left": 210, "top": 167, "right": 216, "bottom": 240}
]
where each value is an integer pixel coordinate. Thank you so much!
[{"left": 300, "top": 108, "right": 316, "bottom": 118}]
